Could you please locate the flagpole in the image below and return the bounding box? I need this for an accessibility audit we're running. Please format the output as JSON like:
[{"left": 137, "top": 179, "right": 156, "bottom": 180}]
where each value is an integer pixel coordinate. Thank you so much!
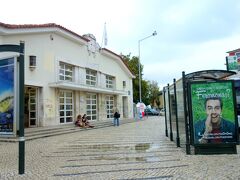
[{"left": 101, "top": 22, "right": 107, "bottom": 48}]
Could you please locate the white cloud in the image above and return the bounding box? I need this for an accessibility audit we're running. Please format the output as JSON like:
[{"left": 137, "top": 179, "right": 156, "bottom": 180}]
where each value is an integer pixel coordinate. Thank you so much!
[
  {"left": 1, "top": 0, "right": 240, "bottom": 90},
  {"left": 144, "top": 34, "right": 240, "bottom": 89}
]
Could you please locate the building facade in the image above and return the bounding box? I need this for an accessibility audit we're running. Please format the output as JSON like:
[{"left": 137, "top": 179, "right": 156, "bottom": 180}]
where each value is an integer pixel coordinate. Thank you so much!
[
  {"left": 0, "top": 22, "right": 135, "bottom": 128},
  {"left": 226, "top": 48, "right": 240, "bottom": 119}
]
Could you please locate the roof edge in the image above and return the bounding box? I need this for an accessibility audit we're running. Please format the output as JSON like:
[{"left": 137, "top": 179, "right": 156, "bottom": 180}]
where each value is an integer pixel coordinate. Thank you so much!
[
  {"left": 185, "top": 69, "right": 236, "bottom": 81},
  {"left": 226, "top": 48, "right": 240, "bottom": 54},
  {"left": 0, "top": 22, "right": 89, "bottom": 42},
  {"left": 101, "top": 48, "right": 135, "bottom": 78}
]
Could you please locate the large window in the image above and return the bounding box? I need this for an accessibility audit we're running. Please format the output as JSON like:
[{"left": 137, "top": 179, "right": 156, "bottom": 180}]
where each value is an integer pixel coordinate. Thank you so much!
[
  {"left": 105, "top": 95, "right": 114, "bottom": 118},
  {"left": 106, "top": 75, "right": 114, "bottom": 89},
  {"left": 86, "top": 69, "right": 97, "bottom": 86},
  {"left": 59, "top": 91, "right": 73, "bottom": 123},
  {"left": 86, "top": 94, "right": 97, "bottom": 120},
  {"left": 59, "top": 62, "right": 73, "bottom": 81}
]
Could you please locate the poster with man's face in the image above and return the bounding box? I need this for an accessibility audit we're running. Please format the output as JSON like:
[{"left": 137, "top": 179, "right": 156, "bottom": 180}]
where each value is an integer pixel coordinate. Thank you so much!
[
  {"left": 190, "top": 81, "right": 237, "bottom": 144},
  {"left": 0, "top": 57, "right": 15, "bottom": 135}
]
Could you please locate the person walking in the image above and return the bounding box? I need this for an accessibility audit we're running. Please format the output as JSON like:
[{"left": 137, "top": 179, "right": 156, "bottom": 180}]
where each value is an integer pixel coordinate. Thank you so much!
[{"left": 112, "top": 106, "right": 120, "bottom": 126}]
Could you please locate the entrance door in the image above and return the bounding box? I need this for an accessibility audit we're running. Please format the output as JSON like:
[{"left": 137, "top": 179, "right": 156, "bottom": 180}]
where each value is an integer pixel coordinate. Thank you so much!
[
  {"left": 86, "top": 94, "right": 97, "bottom": 120},
  {"left": 122, "top": 96, "right": 128, "bottom": 118},
  {"left": 105, "top": 95, "right": 114, "bottom": 118},
  {"left": 59, "top": 90, "right": 73, "bottom": 124},
  {"left": 29, "top": 88, "right": 38, "bottom": 127},
  {"left": 24, "top": 87, "right": 38, "bottom": 127}
]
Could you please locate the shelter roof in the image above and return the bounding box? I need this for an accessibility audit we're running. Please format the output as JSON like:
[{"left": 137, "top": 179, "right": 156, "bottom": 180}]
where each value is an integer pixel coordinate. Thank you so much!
[{"left": 185, "top": 70, "right": 236, "bottom": 81}]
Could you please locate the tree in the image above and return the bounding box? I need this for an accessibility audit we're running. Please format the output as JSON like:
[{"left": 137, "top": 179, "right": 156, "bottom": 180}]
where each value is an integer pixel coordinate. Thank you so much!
[
  {"left": 147, "top": 80, "right": 160, "bottom": 108},
  {"left": 122, "top": 54, "right": 146, "bottom": 103},
  {"left": 141, "top": 79, "right": 150, "bottom": 105},
  {"left": 122, "top": 54, "right": 160, "bottom": 106}
]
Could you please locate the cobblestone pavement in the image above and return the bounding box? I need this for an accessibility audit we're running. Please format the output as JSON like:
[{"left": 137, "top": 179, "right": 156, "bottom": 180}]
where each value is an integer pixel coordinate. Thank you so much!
[{"left": 0, "top": 116, "right": 240, "bottom": 180}]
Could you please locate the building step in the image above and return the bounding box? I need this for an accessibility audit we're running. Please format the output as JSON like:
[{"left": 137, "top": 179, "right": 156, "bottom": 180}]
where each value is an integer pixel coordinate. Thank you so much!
[{"left": 0, "top": 119, "right": 135, "bottom": 142}]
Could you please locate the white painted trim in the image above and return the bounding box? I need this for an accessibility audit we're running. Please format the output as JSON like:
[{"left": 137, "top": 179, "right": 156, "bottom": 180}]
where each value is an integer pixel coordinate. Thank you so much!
[
  {"left": 0, "top": 27, "right": 87, "bottom": 46},
  {"left": 49, "top": 81, "right": 128, "bottom": 95}
]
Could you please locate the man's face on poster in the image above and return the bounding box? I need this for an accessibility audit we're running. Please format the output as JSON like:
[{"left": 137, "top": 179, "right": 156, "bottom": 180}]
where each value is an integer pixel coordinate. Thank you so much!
[{"left": 206, "top": 99, "right": 222, "bottom": 124}]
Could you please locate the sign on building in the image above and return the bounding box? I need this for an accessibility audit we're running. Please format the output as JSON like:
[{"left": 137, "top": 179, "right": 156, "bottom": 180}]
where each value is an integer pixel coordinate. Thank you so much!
[{"left": 226, "top": 56, "right": 238, "bottom": 71}]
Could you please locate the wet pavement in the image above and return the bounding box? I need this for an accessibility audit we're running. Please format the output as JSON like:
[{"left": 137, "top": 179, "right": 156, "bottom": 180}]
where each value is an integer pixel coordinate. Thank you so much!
[{"left": 0, "top": 116, "right": 240, "bottom": 179}]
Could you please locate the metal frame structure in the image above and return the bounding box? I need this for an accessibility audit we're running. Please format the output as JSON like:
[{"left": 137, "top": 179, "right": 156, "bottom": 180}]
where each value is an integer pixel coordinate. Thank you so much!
[
  {"left": 0, "top": 42, "right": 25, "bottom": 174},
  {"left": 164, "top": 69, "right": 239, "bottom": 155}
]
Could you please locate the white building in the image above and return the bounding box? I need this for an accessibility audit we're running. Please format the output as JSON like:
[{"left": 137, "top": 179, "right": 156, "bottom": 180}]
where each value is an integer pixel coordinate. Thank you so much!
[{"left": 0, "top": 22, "right": 135, "bottom": 128}]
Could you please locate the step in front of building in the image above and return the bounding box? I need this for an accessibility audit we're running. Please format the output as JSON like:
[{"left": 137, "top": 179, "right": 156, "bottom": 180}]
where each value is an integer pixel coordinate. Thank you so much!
[{"left": 0, "top": 118, "right": 135, "bottom": 142}]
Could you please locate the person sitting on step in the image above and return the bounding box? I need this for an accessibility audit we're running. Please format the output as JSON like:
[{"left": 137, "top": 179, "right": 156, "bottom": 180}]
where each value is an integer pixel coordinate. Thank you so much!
[
  {"left": 75, "top": 114, "right": 85, "bottom": 128},
  {"left": 82, "top": 114, "right": 94, "bottom": 128}
]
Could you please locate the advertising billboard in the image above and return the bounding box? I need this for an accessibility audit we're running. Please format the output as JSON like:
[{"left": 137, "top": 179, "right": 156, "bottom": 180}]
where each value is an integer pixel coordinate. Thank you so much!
[
  {"left": 226, "top": 56, "right": 238, "bottom": 71},
  {"left": 190, "top": 81, "right": 237, "bottom": 145},
  {"left": 236, "top": 52, "right": 240, "bottom": 66},
  {"left": 0, "top": 57, "right": 16, "bottom": 135}
]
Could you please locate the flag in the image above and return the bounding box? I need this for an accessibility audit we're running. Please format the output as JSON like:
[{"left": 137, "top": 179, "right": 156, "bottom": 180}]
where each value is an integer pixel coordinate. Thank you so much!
[{"left": 102, "top": 22, "right": 108, "bottom": 47}]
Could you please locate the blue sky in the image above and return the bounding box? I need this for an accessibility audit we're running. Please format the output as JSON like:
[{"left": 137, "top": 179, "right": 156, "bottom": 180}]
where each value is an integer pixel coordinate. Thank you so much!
[{"left": 1, "top": 0, "right": 240, "bottom": 88}]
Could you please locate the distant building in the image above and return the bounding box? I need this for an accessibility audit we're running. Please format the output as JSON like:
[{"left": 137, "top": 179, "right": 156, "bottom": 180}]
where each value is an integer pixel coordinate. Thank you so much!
[
  {"left": 0, "top": 22, "right": 135, "bottom": 128},
  {"left": 226, "top": 48, "right": 240, "bottom": 118}
]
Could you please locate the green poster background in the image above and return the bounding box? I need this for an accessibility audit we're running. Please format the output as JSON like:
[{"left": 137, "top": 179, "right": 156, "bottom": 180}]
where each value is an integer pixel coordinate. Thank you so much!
[
  {"left": 191, "top": 81, "right": 235, "bottom": 124},
  {"left": 227, "top": 56, "right": 238, "bottom": 71}
]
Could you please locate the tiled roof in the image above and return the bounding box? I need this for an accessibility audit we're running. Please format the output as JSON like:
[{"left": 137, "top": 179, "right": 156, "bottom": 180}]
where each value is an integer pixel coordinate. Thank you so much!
[
  {"left": 102, "top": 48, "right": 122, "bottom": 59},
  {"left": 102, "top": 48, "right": 135, "bottom": 77},
  {"left": 0, "top": 22, "right": 135, "bottom": 78},
  {"left": 0, "top": 22, "right": 89, "bottom": 42},
  {"left": 226, "top": 48, "right": 240, "bottom": 53}
]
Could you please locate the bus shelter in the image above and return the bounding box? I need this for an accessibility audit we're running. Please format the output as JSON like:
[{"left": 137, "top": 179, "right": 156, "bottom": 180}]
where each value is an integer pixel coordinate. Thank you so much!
[{"left": 163, "top": 70, "right": 239, "bottom": 155}]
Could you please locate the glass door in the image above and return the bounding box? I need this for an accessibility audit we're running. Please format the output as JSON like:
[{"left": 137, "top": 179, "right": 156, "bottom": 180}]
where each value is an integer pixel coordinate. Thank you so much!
[
  {"left": 86, "top": 94, "right": 97, "bottom": 120},
  {"left": 59, "top": 90, "right": 73, "bottom": 123},
  {"left": 29, "top": 88, "right": 37, "bottom": 127},
  {"left": 105, "top": 95, "right": 114, "bottom": 118}
]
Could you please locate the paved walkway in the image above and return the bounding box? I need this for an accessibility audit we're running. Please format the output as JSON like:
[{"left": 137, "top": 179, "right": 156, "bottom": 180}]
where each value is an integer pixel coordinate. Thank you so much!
[{"left": 0, "top": 116, "right": 240, "bottom": 179}]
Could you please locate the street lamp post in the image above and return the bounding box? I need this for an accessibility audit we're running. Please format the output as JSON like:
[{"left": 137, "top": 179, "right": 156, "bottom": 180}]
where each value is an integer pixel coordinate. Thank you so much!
[{"left": 138, "top": 31, "right": 157, "bottom": 102}]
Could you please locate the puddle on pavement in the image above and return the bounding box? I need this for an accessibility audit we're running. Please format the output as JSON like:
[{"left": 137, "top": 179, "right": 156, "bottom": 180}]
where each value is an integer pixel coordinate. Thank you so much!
[
  {"left": 68, "top": 143, "right": 160, "bottom": 152},
  {"left": 135, "top": 143, "right": 160, "bottom": 152},
  {"left": 92, "top": 143, "right": 161, "bottom": 162},
  {"left": 80, "top": 143, "right": 161, "bottom": 153},
  {"left": 93, "top": 155, "right": 159, "bottom": 162},
  {"left": 135, "top": 143, "right": 150, "bottom": 151},
  {"left": 68, "top": 144, "right": 125, "bottom": 151}
]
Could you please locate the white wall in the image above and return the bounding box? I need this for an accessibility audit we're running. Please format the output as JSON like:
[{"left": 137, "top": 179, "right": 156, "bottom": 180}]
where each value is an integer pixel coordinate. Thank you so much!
[{"left": 1, "top": 31, "right": 134, "bottom": 126}]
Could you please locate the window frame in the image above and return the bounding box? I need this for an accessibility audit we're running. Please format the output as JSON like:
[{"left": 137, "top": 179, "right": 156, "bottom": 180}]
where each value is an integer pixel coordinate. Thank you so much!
[
  {"left": 105, "top": 95, "right": 114, "bottom": 118},
  {"left": 59, "top": 90, "right": 73, "bottom": 123},
  {"left": 86, "top": 93, "right": 97, "bottom": 120},
  {"left": 86, "top": 69, "right": 97, "bottom": 86},
  {"left": 59, "top": 62, "right": 73, "bottom": 82},
  {"left": 106, "top": 75, "right": 114, "bottom": 89}
]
